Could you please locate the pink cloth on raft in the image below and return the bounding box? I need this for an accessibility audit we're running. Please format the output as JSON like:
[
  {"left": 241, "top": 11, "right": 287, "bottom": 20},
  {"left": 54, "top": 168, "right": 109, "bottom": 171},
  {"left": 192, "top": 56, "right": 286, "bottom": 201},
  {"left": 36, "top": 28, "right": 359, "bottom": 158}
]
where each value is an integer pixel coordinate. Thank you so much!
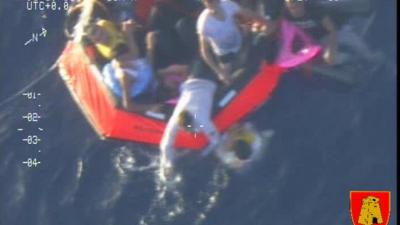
[{"left": 275, "top": 19, "right": 321, "bottom": 68}]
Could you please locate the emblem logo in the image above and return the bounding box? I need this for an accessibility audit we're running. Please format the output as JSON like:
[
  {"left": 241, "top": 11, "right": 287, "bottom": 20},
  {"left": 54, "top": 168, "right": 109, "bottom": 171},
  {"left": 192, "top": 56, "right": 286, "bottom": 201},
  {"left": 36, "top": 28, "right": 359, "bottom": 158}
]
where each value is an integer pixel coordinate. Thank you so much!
[{"left": 350, "top": 191, "right": 391, "bottom": 225}]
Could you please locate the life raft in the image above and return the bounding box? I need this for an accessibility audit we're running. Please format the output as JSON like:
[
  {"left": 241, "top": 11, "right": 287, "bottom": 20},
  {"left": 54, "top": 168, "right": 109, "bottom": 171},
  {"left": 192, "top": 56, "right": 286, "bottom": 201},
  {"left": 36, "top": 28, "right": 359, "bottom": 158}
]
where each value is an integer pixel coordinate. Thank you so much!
[{"left": 58, "top": 41, "right": 285, "bottom": 150}]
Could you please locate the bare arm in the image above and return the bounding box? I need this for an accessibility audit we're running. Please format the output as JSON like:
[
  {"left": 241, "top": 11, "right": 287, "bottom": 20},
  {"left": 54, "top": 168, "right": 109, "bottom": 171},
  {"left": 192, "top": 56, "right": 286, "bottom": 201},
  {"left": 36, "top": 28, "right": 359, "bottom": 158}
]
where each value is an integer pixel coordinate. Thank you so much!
[
  {"left": 201, "top": 123, "right": 220, "bottom": 156},
  {"left": 159, "top": 115, "right": 180, "bottom": 181},
  {"left": 160, "top": 119, "right": 180, "bottom": 168},
  {"left": 115, "top": 21, "right": 163, "bottom": 112},
  {"left": 321, "top": 15, "right": 337, "bottom": 64},
  {"left": 114, "top": 65, "right": 132, "bottom": 110},
  {"left": 115, "top": 64, "right": 160, "bottom": 113},
  {"left": 199, "top": 35, "right": 231, "bottom": 84},
  {"left": 120, "top": 20, "right": 140, "bottom": 60}
]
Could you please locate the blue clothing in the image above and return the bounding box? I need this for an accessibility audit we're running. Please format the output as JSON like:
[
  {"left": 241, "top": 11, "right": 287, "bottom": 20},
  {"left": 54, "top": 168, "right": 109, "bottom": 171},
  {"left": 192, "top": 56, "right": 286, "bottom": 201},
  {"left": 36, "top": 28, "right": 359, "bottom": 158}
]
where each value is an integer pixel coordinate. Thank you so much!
[{"left": 102, "top": 58, "right": 153, "bottom": 98}]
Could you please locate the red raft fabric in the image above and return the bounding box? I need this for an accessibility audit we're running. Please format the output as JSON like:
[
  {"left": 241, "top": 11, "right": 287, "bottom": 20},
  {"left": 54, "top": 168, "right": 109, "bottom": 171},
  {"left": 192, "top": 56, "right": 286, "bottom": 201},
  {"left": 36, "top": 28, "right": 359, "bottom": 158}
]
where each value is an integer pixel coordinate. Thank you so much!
[
  {"left": 59, "top": 42, "right": 285, "bottom": 150},
  {"left": 214, "top": 63, "right": 284, "bottom": 132}
]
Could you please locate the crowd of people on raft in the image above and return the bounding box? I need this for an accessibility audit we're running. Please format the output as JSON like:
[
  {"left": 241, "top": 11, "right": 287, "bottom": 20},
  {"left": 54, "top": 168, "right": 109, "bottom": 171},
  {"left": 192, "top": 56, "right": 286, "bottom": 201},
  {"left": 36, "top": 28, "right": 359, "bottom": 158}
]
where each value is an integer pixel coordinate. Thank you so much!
[{"left": 69, "top": 0, "right": 382, "bottom": 177}]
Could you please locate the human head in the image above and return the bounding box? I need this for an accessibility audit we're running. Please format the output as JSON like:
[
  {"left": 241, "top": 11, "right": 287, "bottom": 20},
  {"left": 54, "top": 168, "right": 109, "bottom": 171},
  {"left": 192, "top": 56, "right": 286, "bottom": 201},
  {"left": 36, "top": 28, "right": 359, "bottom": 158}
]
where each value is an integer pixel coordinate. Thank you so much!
[
  {"left": 178, "top": 110, "right": 195, "bottom": 131},
  {"left": 87, "top": 20, "right": 112, "bottom": 45},
  {"left": 87, "top": 19, "right": 129, "bottom": 59},
  {"left": 65, "top": 1, "right": 111, "bottom": 39},
  {"left": 232, "top": 139, "right": 252, "bottom": 160},
  {"left": 201, "top": 0, "right": 220, "bottom": 10},
  {"left": 285, "top": 0, "right": 306, "bottom": 18}
]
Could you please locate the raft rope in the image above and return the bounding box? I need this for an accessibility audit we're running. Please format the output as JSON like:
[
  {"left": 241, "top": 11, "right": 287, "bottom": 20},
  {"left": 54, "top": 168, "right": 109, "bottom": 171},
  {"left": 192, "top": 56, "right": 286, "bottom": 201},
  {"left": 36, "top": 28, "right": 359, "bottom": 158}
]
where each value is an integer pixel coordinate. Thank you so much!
[
  {"left": 0, "top": 58, "right": 60, "bottom": 109},
  {"left": 74, "top": 0, "right": 96, "bottom": 42},
  {"left": 0, "top": 0, "right": 97, "bottom": 109},
  {"left": 361, "top": 11, "right": 376, "bottom": 37}
]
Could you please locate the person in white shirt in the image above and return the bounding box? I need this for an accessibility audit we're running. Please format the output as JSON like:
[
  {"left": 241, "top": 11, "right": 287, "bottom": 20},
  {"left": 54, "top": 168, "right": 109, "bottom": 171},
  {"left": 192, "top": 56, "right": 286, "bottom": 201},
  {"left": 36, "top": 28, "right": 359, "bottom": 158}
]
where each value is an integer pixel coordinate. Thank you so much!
[
  {"left": 197, "top": 0, "right": 265, "bottom": 86},
  {"left": 159, "top": 59, "right": 220, "bottom": 181}
]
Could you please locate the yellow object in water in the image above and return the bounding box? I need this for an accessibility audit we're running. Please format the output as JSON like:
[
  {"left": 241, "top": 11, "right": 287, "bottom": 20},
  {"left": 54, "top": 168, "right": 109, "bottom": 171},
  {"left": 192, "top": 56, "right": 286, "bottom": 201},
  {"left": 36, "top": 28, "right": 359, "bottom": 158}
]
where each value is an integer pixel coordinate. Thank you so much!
[
  {"left": 231, "top": 128, "right": 256, "bottom": 145},
  {"left": 93, "top": 19, "right": 126, "bottom": 60},
  {"left": 238, "top": 131, "right": 256, "bottom": 144}
]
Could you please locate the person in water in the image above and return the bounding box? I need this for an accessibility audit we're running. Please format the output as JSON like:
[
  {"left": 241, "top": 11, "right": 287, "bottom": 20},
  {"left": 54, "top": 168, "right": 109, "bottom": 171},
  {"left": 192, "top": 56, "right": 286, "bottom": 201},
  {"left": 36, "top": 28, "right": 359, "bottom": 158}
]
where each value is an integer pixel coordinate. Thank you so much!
[
  {"left": 197, "top": 0, "right": 267, "bottom": 86},
  {"left": 87, "top": 19, "right": 189, "bottom": 111},
  {"left": 283, "top": 0, "right": 382, "bottom": 65},
  {"left": 159, "top": 59, "right": 220, "bottom": 180},
  {"left": 215, "top": 122, "right": 272, "bottom": 169}
]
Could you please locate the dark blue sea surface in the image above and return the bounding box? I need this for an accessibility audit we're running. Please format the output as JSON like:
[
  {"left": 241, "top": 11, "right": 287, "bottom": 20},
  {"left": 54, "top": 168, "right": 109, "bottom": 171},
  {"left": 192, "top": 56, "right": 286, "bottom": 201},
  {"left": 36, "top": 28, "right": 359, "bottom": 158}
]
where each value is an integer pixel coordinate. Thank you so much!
[{"left": 0, "top": 1, "right": 396, "bottom": 225}]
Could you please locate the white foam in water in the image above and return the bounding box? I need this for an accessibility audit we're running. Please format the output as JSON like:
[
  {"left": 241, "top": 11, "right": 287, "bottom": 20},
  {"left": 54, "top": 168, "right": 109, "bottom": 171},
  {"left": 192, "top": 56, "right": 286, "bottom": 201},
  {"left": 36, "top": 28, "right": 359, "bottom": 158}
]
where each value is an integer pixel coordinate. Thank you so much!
[
  {"left": 116, "top": 139, "right": 279, "bottom": 225},
  {"left": 109, "top": 144, "right": 235, "bottom": 225},
  {"left": 96, "top": 170, "right": 127, "bottom": 210},
  {"left": 115, "top": 146, "right": 159, "bottom": 173},
  {"left": 59, "top": 159, "right": 84, "bottom": 206},
  {"left": 138, "top": 163, "right": 186, "bottom": 224},
  {"left": 193, "top": 166, "right": 230, "bottom": 225},
  {"left": 92, "top": 146, "right": 157, "bottom": 211},
  {"left": 133, "top": 150, "right": 232, "bottom": 225},
  {"left": 0, "top": 165, "right": 27, "bottom": 224}
]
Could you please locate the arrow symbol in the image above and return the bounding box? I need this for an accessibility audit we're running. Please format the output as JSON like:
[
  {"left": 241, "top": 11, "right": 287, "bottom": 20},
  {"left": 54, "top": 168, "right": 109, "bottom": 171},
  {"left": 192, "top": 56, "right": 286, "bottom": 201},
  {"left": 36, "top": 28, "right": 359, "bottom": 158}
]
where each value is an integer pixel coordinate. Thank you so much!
[
  {"left": 40, "top": 28, "right": 47, "bottom": 37},
  {"left": 24, "top": 39, "right": 32, "bottom": 46}
]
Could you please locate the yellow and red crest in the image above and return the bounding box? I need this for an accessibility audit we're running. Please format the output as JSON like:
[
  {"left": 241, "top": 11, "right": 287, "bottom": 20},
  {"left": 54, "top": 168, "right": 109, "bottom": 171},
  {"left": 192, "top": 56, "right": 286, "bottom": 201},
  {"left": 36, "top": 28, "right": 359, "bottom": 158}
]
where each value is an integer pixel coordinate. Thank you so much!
[{"left": 350, "top": 191, "right": 391, "bottom": 225}]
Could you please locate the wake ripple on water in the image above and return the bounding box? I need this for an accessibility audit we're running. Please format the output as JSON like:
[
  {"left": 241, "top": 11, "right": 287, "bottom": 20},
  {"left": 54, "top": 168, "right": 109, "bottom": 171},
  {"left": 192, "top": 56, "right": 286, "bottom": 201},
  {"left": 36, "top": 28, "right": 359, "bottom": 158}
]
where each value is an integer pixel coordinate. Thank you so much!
[
  {"left": 94, "top": 144, "right": 233, "bottom": 225},
  {"left": 138, "top": 157, "right": 231, "bottom": 225},
  {"left": 0, "top": 164, "right": 27, "bottom": 224},
  {"left": 57, "top": 158, "right": 84, "bottom": 206},
  {"left": 112, "top": 130, "right": 275, "bottom": 225}
]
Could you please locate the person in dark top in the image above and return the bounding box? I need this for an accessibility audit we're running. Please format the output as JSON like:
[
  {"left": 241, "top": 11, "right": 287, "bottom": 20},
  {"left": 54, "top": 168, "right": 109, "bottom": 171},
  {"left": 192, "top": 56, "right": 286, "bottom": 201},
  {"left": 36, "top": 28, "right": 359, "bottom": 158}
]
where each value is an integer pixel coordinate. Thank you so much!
[
  {"left": 283, "top": 0, "right": 382, "bottom": 66},
  {"left": 284, "top": 1, "right": 329, "bottom": 39},
  {"left": 229, "top": 0, "right": 282, "bottom": 64},
  {"left": 233, "top": 0, "right": 263, "bottom": 15},
  {"left": 262, "top": 0, "right": 284, "bottom": 21},
  {"left": 146, "top": 0, "right": 203, "bottom": 69},
  {"left": 283, "top": 0, "right": 337, "bottom": 65}
]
